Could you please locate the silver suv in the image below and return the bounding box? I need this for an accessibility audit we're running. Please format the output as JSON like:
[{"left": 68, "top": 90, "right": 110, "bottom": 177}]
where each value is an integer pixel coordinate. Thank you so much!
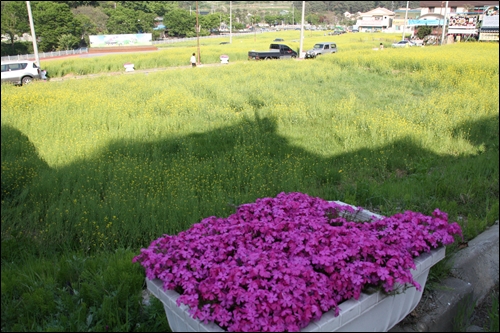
[
  {"left": 1, "top": 60, "right": 41, "bottom": 85},
  {"left": 305, "top": 42, "right": 337, "bottom": 59}
]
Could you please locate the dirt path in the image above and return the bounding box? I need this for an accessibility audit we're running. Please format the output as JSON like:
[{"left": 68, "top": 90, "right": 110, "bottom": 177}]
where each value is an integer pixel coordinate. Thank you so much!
[{"left": 47, "top": 62, "right": 234, "bottom": 82}]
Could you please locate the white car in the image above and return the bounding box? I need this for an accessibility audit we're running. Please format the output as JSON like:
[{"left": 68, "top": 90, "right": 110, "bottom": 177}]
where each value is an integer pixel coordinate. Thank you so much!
[
  {"left": 392, "top": 40, "right": 415, "bottom": 48},
  {"left": 1, "top": 60, "right": 42, "bottom": 85},
  {"left": 305, "top": 42, "right": 338, "bottom": 59}
]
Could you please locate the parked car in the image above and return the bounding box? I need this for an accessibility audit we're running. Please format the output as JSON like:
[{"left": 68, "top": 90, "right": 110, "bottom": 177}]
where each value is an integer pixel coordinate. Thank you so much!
[
  {"left": 1, "top": 60, "right": 42, "bottom": 85},
  {"left": 305, "top": 42, "right": 337, "bottom": 59},
  {"left": 392, "top": 40, "right": 415, "bottom": 48},
  {"left": 273, "top": 38, "right": 284, "bottom": 42}
]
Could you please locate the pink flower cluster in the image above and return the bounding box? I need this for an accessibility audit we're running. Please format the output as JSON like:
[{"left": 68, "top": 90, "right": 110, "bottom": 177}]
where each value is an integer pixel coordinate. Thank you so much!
[{"left": 133, "top": 192, "right": 462, "bottom": 332}]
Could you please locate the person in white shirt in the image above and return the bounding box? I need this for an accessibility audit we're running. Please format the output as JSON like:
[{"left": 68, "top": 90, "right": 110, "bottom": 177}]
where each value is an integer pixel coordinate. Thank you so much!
[{"left": 190, "top": 53, "right": 197, "bottom": 67}]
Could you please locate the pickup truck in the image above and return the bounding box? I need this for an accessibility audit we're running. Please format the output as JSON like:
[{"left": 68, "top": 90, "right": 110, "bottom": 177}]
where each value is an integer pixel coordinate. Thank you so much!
[{"left": 248, "top": 44, "right": 297, "bottom": 60}]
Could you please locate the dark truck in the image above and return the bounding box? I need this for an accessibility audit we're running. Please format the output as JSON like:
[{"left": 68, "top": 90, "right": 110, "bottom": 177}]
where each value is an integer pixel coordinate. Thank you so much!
[{"left": 248, "top": 43, "right": 297, "bottom": 60}]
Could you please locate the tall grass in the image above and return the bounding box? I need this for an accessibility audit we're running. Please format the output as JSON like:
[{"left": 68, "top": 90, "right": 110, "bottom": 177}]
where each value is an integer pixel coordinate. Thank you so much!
[
  {"left": 41, "top": 31, "right": 413, "bottom": 76},
  {"left": 489, "top": 289, "right": 499, "bottom": 332},
  {"left": 1, "top": 35, "right": 498, "bottom": 331}
]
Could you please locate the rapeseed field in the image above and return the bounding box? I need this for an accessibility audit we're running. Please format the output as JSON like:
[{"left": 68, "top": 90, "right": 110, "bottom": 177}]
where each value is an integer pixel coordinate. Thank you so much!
[{"left": 1, "top": 33, "right": 498, "bottom": 331}]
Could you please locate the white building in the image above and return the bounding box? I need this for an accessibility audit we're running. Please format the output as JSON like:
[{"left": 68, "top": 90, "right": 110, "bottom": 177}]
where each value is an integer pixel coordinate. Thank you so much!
[{"left": 355, "top": 8, "right": 395, "bottom": 32}]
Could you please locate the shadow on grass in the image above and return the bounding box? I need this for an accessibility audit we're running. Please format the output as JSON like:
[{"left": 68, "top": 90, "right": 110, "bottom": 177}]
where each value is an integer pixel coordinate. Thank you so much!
[{"left": 1, "top": 113, "right": 499, "bottom": 258}]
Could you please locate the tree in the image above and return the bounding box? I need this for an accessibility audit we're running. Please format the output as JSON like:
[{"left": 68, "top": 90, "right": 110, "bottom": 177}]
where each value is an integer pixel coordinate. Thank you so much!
[
  {"left": 54, "top": 1, "right": 100, "bottom": 8},
  {"left": 1, "top": 1, "right": 29, "bottom": 47},
  {"left": 57, "top": 33, "right": 79, "bottom": 50},
  {"left": 416, "top": 26, "right": 432, "bottom": 39},
  {"left": 72, "top": 13, "right": 98, "bottom": 47},
  {"left": 199, "top": 13, "right": 223, "bottom": 33},
  {"left": 116, "top": 1, "right": 178, "bottom": 16},
  {"left": 306, "top": 13, "right": 320, "bottom": 25},
  {"left": 233, "top": 22, "right": 245, "bottom": 30},
  {"left": 32, "top": 2, "right": 82, "bottom": 51},
  {"left": 233, "top": 9, "right": 245, "bottom": 23},
  {"left": 264, "top": 14, "right": 277, "bottom": 25},
  {"left": 163, "top": 8, "right": 195, "bottom": 37},
  {"left": 136, "top": 10, "right": 156, "bottom": 33},
  {"left": 71, "top": 6, "right": 109, "bottom": 34},
  {"left": 104, "top": 6, "right": 155, "bottom": 34}
]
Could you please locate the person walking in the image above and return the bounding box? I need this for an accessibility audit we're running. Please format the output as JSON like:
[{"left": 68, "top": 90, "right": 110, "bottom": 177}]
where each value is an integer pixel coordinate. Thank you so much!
[{"left": 190, "top": 53, "right": 197, "bottom": 67}]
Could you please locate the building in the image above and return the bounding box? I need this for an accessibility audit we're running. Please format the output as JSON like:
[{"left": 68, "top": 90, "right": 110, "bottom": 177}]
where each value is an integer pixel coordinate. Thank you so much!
[
  {"left": 419, "top": 1, "right": 497, "bottom": 15},
  {"left": 480, "top": 4, "right": 499, "bottom": 41},
  {"left": 393, "top": 9, "right": 421, "bottom": 36},
  {"left": 408, "top": 12, "right": 445, "bottom": 38},
  {"left": 418, "top": 1, "right": 499, "bottom": 41},
  {"left": 355, "top": 8, "right": 395, "bottom": 32}
]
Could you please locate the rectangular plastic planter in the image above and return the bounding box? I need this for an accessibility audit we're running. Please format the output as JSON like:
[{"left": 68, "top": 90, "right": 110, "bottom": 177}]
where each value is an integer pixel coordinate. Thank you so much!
[{"left": 145, "top": 202, "right": 446, "bottom": 332}]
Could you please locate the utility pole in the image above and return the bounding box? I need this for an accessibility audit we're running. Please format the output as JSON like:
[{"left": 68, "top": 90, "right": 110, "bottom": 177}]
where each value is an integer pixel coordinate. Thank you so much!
[
  {"left": 196, "top": 1, "right": 200, "bottom": 64},
  {"left": 26, "top": 1, "right": 40, "bottom": 67},
  {"left": 439, "top": 1, "right": 444, "bottom": 42},
  {"left": 440, "top": 1, "right": 448, "bottom": 45},
  {"left": 229, "top": 1, "right": 232, "bottom": 43},
  {"left": 402, "top": 1, "right": 409, "bottom": 40},
  {"left": 299, "top": 1, "right": 305, "bottom": 58},
  {"left": 253, "top": 17, "right": 256, "bottom": 42}
]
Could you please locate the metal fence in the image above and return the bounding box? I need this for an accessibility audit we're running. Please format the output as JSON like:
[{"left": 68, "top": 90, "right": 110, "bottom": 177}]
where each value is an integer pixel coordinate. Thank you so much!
[{"left": 1, "top": 48, "right": 89, "bottom": 62}]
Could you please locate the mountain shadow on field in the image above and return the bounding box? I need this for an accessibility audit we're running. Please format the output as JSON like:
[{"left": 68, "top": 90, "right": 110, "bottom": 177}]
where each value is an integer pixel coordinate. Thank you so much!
[
  {"left": 2, "top": 114, "right": 498, "bottom": 256},
  {"left": 1, "top": 125, "right": 49, "bottom": 204}
]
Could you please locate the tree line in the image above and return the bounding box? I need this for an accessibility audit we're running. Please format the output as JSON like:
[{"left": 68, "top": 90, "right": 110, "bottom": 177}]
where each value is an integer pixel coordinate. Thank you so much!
[{"left": 1, "top": 1, "right": 420, "bottom": 53}]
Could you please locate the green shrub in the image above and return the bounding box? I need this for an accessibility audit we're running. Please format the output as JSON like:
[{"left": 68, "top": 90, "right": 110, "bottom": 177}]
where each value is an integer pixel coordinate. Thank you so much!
[{"left": 0, "top": 41, "right": 34, "bottom": 56}]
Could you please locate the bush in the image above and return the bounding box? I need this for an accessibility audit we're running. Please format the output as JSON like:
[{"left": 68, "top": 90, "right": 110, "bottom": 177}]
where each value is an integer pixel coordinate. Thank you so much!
[
  {"left": 416, "top": 26, "right": 432, "bottom": 39},
  {"left": 0, "top": 41, "right": 34, "bottom": 56}
]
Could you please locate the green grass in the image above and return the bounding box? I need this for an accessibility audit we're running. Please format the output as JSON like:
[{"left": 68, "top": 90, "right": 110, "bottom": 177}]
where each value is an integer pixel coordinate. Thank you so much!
[
  {"left": 1, "top": 34, "right": 498, "bottom": 331},
  {"left": 489, "top": 289, "right": 499, "bottom": 332},
  {"left": 1, "top": 249, "right": 170, "bottom": 332},
  {"left": 41, "top": 31, "right": 409, "bottom": 77}
]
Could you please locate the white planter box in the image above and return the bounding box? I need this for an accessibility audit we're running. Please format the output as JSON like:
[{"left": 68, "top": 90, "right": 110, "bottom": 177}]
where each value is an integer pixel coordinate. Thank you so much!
[
  {"left": 145, "top": 202, "right": 446, "bottom": 332},
  {"left": 123, "top": 63, "right": 134, "bottom": 72}
]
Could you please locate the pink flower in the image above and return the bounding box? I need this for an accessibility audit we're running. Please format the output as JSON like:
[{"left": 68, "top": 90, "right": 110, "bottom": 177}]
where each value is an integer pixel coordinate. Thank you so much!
[{"left": 133, "top": 192, "right": 462, "bottom": 332}]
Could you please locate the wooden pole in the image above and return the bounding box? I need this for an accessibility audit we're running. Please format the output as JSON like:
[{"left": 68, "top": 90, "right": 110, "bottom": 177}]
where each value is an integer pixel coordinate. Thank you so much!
[{"left": 196, "top": 1, "right": 200, "bottom": 64}]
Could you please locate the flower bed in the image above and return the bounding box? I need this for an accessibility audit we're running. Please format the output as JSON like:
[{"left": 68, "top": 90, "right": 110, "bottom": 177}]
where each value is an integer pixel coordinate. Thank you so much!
[{"left": 134, "top": 192, "right": 462, "bottom": 332}]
